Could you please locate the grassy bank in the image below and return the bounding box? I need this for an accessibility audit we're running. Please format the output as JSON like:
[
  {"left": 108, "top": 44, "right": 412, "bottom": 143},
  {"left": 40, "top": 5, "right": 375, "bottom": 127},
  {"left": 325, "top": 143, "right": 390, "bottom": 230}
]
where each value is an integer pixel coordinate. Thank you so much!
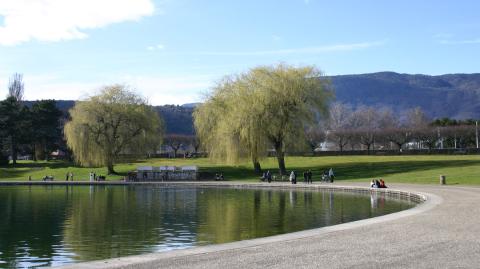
[{"left": 0, "top": 155, "right": 479, "bottom": 185}]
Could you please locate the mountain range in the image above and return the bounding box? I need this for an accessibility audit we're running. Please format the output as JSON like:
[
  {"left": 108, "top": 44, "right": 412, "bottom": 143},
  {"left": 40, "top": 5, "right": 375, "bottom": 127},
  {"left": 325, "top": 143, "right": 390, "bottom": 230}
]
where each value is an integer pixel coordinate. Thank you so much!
[
  {"left": 330, "top": 72, "right": 480, "bottom": 119},
  {"left": 37, "top": 72, "right": 480, "bottom": 135}
]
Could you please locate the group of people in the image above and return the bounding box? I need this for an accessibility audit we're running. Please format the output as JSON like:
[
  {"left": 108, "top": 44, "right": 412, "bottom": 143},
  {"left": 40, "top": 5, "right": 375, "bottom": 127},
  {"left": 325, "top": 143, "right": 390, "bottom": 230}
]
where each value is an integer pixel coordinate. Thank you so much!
[
  {"left": 322, "top": 168, "right": 335, "bottom": 183},
  {"left": 215, "top": 173, "right": 224, "bottom": 181},
  {"left": 370, "top": 179, "right": 387, "bottom": 188},
  {"left": 303, "top": 170, "right": 313, "bottom": 184},
  {"left": 261, "top": 168, "right": 335, "bottom": 184},
  {"left": 65, "top": 172, "right": 74, "bottom": 181},
  {"left": 89, "top": 172, "right": 106, "bottom": 181},
  {"left": 260, "top": 170, "right": 273, "bottom": 183}
]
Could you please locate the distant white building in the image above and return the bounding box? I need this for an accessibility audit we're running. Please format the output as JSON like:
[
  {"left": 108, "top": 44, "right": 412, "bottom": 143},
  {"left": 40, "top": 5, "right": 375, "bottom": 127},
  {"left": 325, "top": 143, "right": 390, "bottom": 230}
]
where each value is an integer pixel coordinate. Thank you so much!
[{"left": 131, "top": 165, "right": 199, "bottom": 181}]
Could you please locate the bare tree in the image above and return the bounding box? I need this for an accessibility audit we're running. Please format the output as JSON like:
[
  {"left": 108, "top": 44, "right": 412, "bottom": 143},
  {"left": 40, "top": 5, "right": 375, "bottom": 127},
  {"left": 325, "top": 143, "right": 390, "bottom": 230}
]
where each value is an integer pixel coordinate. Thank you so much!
[
  {"left": 328, "top": 102, "right": 353, "bottom": 129},
  {"left": 164, "top": 134, "right": 191, "bottom": 158},
  {"left": 381, "top": 127, "right": 412, "bottom": 150},
  {"left": 305, "top": 126, "right": 326, "bottom": 152},
  {"left": 8, "top": 73, "right": 24, "bottom": 102},
  {"left": 351, "top": 106, "right": 378, "bottom": 153},
  {"left": 412, "top": 127, "right": 438, "bottom": 151},
  {"left": 374, "top": 108, "right": 399, "bottom": 149},
  {"left": 326, "top": 102, "right": 354, "bottom": 151},
  {"left": 442, "top": 125, "right": 476, "bottom": 148},
  {"left": 328, "top": 129, "right": 351, "bottom": 151},
  {"left": 405, "top": 107, "right": 429, "bottom": 129}
]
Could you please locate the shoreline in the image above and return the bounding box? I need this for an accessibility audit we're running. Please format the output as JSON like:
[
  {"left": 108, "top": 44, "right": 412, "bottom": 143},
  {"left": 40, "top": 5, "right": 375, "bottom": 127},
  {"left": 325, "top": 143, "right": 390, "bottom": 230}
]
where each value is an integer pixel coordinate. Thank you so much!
[{"left": 28, "top": 182, "right": 440, "bottom": 269}]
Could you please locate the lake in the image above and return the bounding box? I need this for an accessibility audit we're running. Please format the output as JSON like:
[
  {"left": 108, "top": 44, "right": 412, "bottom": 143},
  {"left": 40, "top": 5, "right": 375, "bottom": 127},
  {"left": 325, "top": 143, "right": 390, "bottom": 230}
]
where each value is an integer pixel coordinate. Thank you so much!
[{"left": 0, "top": 185, "right": 416, "bottom": 268}]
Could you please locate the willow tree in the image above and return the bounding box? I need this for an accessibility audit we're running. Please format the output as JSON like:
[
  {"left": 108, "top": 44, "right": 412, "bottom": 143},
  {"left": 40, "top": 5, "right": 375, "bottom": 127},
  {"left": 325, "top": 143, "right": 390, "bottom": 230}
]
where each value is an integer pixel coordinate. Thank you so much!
[
  {"left": 194, "top": 64, "right": 331, "bottom": 175},
  {"left": 194, "top": 75, "right": 268, "bottom": 173},
  {"left": 64, "top": 85, "right": 163, "bottom": 174},
  {"left": 250, "top": 64, "right": 332, "bottom": 175}
]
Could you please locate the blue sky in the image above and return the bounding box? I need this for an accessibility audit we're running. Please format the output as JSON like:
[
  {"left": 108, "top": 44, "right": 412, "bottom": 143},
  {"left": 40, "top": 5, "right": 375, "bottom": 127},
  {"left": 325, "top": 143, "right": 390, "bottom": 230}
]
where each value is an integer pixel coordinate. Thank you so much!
[{"left": 0, "top": 0, "right": 479, "bottom": 104}]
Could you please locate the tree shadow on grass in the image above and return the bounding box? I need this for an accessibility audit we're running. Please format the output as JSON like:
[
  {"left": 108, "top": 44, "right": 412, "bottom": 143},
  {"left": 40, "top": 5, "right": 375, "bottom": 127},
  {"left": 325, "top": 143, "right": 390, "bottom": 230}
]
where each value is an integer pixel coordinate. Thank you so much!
[
  {"left": 293, "top": 160, "right": 480, "bottom": 181},
  {"left": 1, "top": 161, "right": 75, "bottom": 169},
  {"left": 198, "top": 159, "right": 480, "bottom": 182}
]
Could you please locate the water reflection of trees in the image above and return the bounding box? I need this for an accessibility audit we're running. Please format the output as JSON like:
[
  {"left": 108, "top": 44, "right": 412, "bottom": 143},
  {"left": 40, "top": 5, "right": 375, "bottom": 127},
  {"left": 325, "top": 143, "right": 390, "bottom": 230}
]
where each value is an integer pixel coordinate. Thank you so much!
[
  {"left": 194, "top": 189, "right": 395, "bottom": 244},
  {"left": 0, "top": 186, "right": 70, "bottom": 268},
  {"left": 63, "top": 186, "right": 198, "bottom": 261},
  {"left": 0, "top": 186, "right": 414, "bottom": 267}
]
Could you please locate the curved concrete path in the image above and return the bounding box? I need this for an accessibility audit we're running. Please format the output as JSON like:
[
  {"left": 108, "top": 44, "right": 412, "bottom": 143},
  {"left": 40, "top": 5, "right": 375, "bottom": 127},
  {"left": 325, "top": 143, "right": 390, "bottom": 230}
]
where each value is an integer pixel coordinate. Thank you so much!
[{"left": 56, "top": 183, "right": 480, "bottom": 269}]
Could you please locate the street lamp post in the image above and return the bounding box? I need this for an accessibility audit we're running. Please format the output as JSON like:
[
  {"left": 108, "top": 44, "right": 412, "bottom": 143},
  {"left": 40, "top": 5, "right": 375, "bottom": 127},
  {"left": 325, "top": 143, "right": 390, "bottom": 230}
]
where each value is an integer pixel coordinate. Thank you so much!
[{"left": 476, "top": 121, "right": 479, "bottom": 149}]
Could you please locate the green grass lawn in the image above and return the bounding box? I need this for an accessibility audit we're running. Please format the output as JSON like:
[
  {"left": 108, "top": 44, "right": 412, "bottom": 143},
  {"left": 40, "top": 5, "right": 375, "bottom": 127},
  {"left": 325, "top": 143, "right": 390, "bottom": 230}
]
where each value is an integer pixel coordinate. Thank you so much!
[{"left": 0, "top": 155, "right": 479, "bottom": 185}]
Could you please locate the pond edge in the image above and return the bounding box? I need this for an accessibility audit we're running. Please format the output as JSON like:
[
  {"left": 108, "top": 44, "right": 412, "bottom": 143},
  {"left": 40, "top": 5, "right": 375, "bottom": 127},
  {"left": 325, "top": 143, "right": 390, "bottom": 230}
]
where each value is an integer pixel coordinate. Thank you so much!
[{"left": 25, "top": 182, "right": 441, "bottom": 269}]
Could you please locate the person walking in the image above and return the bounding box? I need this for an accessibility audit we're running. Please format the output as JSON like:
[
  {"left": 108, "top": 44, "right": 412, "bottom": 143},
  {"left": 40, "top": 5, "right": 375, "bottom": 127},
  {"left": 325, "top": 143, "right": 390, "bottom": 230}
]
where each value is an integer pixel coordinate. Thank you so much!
[
  {"left": 328, "top": 168, "right": 335, "bottom": 182},
  {"left": 290, "top": 171, "right": 297, "bottom": 184},
  {"left": 307, "top": 170, "right": 313, "bottom": 184}
]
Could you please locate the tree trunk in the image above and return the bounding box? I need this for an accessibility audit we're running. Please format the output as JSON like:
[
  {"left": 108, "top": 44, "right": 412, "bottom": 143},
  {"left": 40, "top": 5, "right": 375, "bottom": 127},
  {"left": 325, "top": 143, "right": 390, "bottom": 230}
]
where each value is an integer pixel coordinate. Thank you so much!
[
  {"left": 10, "top": 136, "right": 17, "bottom": 165},
  {"left": 42, "top": 139, "right": 48, "bottom": 161},
  {"left": 396, "top": 142, "right": 403, "bottom": 151},
  {"left": 252, "top": 158, "right": 262, "bottom": 174},
  {"left": 34, "top": 142, "right": 46, "bottom": 161},
  {"left": 274, "top": 142, "right": 287, "bottom": 175},
  {"left": 32, "top": 143, "right": 37, "bottom": 161},
  {"left": 107, "top": 162, "right": 116, "bottom": 175}
]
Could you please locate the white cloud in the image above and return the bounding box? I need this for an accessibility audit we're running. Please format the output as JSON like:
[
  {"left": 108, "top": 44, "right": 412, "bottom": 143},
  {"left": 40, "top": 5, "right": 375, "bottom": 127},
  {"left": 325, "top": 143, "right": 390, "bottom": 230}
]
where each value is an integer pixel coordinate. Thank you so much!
[
  {"left": 0, "top": 0, "right": 155, "bottom": 46},
  {"left": 197, "top": 40, "right": 386, "bottom": 56}
]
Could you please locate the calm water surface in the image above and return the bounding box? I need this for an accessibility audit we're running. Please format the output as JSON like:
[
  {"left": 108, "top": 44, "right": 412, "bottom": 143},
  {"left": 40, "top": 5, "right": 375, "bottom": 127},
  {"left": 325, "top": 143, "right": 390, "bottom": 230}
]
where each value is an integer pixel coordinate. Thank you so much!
[{"left": 0, "top": 185, "right": 416, "bottom": 268}]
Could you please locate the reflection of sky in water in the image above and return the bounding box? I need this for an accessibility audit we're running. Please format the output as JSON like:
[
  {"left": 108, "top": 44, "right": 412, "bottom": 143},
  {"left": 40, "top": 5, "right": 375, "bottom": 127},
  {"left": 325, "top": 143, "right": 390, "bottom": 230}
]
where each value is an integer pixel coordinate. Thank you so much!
[{"left": 0, "top": 186, "right": 416, "bottom": 268}]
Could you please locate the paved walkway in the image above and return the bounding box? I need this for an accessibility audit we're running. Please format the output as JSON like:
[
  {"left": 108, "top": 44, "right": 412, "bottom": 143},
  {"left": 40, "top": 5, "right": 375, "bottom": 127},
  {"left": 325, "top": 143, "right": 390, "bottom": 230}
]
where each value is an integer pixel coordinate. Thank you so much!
[{"left": 57, "top": 183, "right": 480, "bottom": 269}]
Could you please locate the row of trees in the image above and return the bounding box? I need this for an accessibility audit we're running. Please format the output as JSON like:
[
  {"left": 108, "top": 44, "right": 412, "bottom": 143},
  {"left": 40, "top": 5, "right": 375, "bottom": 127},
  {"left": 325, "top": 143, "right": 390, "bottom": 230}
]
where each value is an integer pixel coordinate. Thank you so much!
[
  {"left": 311, "top": 103, "right": 479, "bottom": 152},
  {"left": 0, "top": 74, "right": 62, "bottom": 165},
  {"left": 163, "top": 134, "right": 200, "bottom": 158},
  {"left": 194, "top": 64, "right": 332, "bottom": 175}
]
